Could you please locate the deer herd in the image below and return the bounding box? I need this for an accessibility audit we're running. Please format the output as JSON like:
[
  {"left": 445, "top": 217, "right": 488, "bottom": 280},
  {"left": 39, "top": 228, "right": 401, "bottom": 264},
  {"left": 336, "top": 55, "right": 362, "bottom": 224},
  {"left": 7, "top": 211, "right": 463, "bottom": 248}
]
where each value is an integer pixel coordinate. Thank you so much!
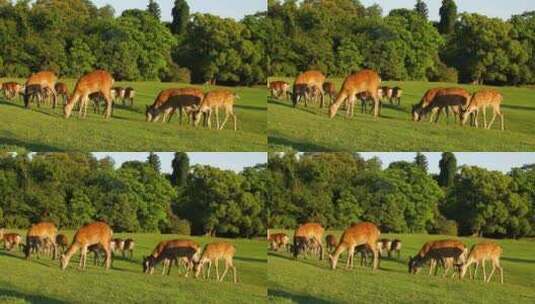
[
  {"left": 1, "top": 69, "right": 239, "bottom": 131},
  {"left": 269, "top": 69, "right": 505, "bottom": 131},
  {"left": 268, "top": 221, "right": 505, "bottom": 284},
  {"left": 0, "top": 221, "right": 238, "bottom": 284}
]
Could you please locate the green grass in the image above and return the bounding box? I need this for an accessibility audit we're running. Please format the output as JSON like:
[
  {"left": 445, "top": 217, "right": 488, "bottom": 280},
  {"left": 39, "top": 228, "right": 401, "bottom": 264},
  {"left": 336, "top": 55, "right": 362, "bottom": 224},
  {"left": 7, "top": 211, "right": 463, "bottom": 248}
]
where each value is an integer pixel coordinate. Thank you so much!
[
  {"left": 268, "top": 79, "right": 535, "bottom": 151},
  {"left": 0, "top": 79, "right": 267, "bottom": 152},
  {"left": 0, "top": 232, "right": 267, "bottom": 304},
  {"left": 268, "top": 231, "right": 535, "bottom": 304}
]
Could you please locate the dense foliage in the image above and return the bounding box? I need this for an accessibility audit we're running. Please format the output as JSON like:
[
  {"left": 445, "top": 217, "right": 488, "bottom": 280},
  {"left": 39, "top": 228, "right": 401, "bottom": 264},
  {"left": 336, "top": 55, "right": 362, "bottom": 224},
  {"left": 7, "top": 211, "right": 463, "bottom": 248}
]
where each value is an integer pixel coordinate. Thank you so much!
[
  {"left": 268, "top": 152, "right": 534, "bottom": 238},
  {"left": 269, "top": 0, "right": 535, "bottom": 85},
  {"left": 0, "top": 0, "right": 267, "bottom": 85},
  {"left": 0, "top": 152, "right": 267, "bottom": 238}
]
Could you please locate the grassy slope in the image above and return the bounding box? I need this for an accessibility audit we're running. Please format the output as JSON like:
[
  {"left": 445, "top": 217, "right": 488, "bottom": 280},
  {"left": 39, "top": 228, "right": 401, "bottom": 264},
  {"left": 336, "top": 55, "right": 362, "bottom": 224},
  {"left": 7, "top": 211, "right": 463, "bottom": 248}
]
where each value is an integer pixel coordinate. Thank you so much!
[
  {"left": 0, "top": 79, "right": 267, "bottom": 152},
  {"left": 268, "top": 79, "right": 535, "bottom": 152},
  {"left": 0, "top": 232, "right": 267, "bottom": 304},
  {"left": 268, "top": 231, "right": 535, "bottom": 304}
]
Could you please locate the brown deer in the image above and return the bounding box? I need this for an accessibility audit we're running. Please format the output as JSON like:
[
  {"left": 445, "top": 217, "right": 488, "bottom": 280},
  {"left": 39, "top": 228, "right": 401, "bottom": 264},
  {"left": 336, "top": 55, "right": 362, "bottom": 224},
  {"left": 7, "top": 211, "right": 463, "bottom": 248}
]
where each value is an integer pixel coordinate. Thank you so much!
[
  {"left": 1, "top": 82, "right": 24, "bottom": 101},
  {"left": 146, "top": 88, "right": 204, "bottom": 124},
  {"left": 194, "top": 242, "right": 237, "bottom": 283},
  {"left": 25, "top": 222, "right": 58, "bottom": 260},
  {"left": 64, "top": 70, "right": 115, "bottom": 119},
  {"left": 144, "top": 239, "right": 200, "bottom": 276},
  {"left": 111, "top": 87, "right": 125, "bottom": 104},
  {"left": 389, "top": 239, "right": 402, "bottom": 259},
  {"left": 408, "top": 239, "right": 467, "bottom": 277},
  {"left": 391, "top": 87, "right": 402, "bottom": 106},
  {"left": 329, "top": 70, "right": 382, "bottom": 119},
  {"left": 24, "top": 71, "right": 57, "bottom": 109},
  {"left": 0, "top": 229, "right": 22, "bottom": 251},
  {"left": 124, "top": 87, "right": 135, "bottom": 107},
  {"left": 60, "top": 222, "right": 113, "bottom": 271},
  {"left": 459, "top": 242, "right": 503, "bottom": 284},
  {"left": 193, "top": 89, "right": 238, "bottom": 131},
  {"left": 55, "top": 234, "right": 69, "bottom": 255},
  {"left": 110, "top": 238, "right": 125, "bottom": 256},
  {"left": 269, "top": 233, "right": 289, "bottom": 252},
  {"left": 323, "top": 82, "right": 337, "bottom": 105},
  {"left": 55, "top": 83, "right": 69, "bottom": 106},
  {"left": 123, "top": 238, "right": 135, "bottom": 259},
  {"left": 461, "top": 89, "right": 504, "bottom": 131},
  {"left": 377, "top": 239, "right": 392, "bottom": 257},
  {"left": 412, "top": 88, "right": 443, "bottom": 121},
  {"left": 325, "top": 234, "right": 337, "bottom": 253},
  {"left": 293, "top": 223, "right": 325, "bottom": 260},
  {"left": 414, "top": 88, "right": 471, "bottom": 123},
  {"left": 329, "top": 222, "right": 381, "bottom": 270},
  {"left": 269, "top": 81, "right": 290, "bottom": 101},
  {"left": 292, "top": 71, "right": 326, "bottom": 108}
]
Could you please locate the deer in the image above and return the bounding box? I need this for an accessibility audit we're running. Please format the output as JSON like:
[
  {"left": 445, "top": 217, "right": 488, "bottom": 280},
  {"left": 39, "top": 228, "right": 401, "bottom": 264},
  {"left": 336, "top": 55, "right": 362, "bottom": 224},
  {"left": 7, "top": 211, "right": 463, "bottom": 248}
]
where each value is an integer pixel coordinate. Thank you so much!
[
  {"left": 55, "top": 234, "right": 69, "bottom": 255},
  {"left": 146, "top": 88, "right": 204, "bottom": 124},
  {"left": 413, "top": 88, "right": 471, "bottom": 123},
  {"left": 24, "top": 222, "right": 58, "bottom": 260},
  {"left": 459, "top": 242, "right": 504, "bottom": 284},
  {"left": 193, "top": 89, "right": 238, "bottom": 131},
  {"left": 292, "top": 71, "right": 326, "bottom": 108},
  {"left": 123, "top": 87, "right": 135, "bottom": 107},
  {"left": 269, "top": 233, "right": 289, "bottom": 252},
  {"left": 1, "top": 82, "right": 24, "bottom": 101},
  {"left": 329, "top": 222, "right": 381, "bottom": 271},
  {"left": 110, "top": 238, "right": 125, "bottom": 256},
  {"left": 144, "top": 239, "right": 200, "bottom": 277},
  {"left": 123, "top": 238, "right": 135, "bottom": 259},
  {"left": 325, "top": 234, "right": 337, "bottom": 254},
  {"left": 377, "top": 239, "right": 392, "bottom": 257},
  {"left": 461, "top": 89, "right": 505, "bottom": 131},
  {"left": 391, "top": 87, "right": 402, "bottom": 106},
  {"left": 323, "top": 82, "right": 337, "bottom": 105},
  {"left": 60, "top": 222, "right": 113, "bottom": 271},
  {"left": 0, "top": 229, "right": 22, "bottom": 251},
  {"left": 389, "top": 239, "right": 402, "bottom": 259},
  {"left": 111, "top": 87, "right": 125, "bottom": 104},
  {"left": 269, "top": 81, "right": 290, "bottom": 101},
  {"left": 329, "top": 70, "right": 382, "bottom": 119},
  {"left": 408, "top": 239, "right": 467, "bottom": 278},
  {"left": 412, "top": 88, "right": 443, "bottom": 121},
  {"left": 55, "top": 83, "right": 69, "bottom": 106},
  {"left": 64, "top": 70, "right": 115, "bottom": 119},
  {"left": 293, "top": 223, "right": 325, "bottom": 260},
  {"left": 381, "top": 86, "right": 393, "bottom": 104},
  {"left": 194, "top": 242, "right": 237, "bottom": 283},
  {"left": 23, "top": 71, "right": 57, "bottom": 109}
]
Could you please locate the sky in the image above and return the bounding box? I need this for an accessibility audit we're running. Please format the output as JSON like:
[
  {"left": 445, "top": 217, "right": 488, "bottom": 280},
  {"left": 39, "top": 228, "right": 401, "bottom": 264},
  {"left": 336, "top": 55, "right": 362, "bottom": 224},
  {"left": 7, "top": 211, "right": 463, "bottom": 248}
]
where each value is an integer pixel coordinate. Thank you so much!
[
  {"left": 360, "top": 153, "right": 535, "bottom": 174},
  {"left": 91, "top": 0, "right": 266, "bottom": 21},
  {"left": 360, "top": 0, "right": 535, "bottom": 20},
  {"left": 92, "top": 152, "right": 267, "bottom": 173}
]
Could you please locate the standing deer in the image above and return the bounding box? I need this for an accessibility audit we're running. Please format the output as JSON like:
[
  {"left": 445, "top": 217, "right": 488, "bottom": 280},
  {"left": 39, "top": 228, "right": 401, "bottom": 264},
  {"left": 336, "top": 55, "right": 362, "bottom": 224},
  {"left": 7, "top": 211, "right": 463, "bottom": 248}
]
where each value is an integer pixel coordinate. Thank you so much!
[
  {"left": 269, "top": 81, "right": 290, "bottom": 101},
  {"left": 111, "top": 87, "right": 125, "bottom": 104},
  {"left": 1, "top": 82, "right": 24, "bottom": 101},
  {"left": 408, "top": 239, "right": 467, "bottom": 278},
  {"left": 293, "top": 223, "right": 325, "bottom": 260},
  {"left": 25, "top": 222, "right": 58, "bottom": 260},
  {"left": 146, "top": 88, "right": 204, "bottom": 124},
  {"left": 193, "top": 89, "right": 238, "bottom": 131},
  {"left": 329, "top": 70, "right": 382, "bottom": 119},
  {"left": 377, "top": 239, "right": 392, "bottom": 257},
  {"left": 110, "top": 238, "right": 125, "bottom": 256},
  {"left": 55, "top": 83, "right": 69, "bottom": 106},
  {"left": 24, "top": 71, "right": 58, "bottom": 109},
  {"left": 389, "top": 239, "right": 402, "bottom": 259},
  {"left": 459, "top": 242, "right": 504, "bottom": 284},
  {"left": 60, "top": 222, "right": 113, "bottom": 271},
  {"left": 64, "top": 70, "right": 115, "bottom": 119},
  {"left": 292, "top": 71, "right": 326, "bottom": 108},
  {"left": 123, "top": 238, "right": 135, "bottom": 259},
  {"left": 391, "top": 87, "right": 402, "bottom": 106},
  {"left": 124, "top": 87, "right": 135, "bottom": 107},
  {"left": 143, "top": 239, "right": 200, "bottom": 276},
  {"left": 269, "top": 233, "right": 289, "bottom": 252},
  {"left": 0, "top": 229, "right": 22, "bottom": 251},
  {"left": 194, "top": 242, "right": 237, "bottom": 283},
  {"left": 329, "top": 222, "right": 381, "bottom": 271},
  {"left": 461, "top": 89, "right": 505, "bottom": 131}
]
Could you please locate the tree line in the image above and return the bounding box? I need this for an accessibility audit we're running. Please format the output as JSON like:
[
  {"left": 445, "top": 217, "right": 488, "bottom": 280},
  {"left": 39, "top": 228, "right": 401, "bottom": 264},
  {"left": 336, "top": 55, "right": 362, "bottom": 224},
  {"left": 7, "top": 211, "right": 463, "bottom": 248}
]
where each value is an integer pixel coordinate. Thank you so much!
[
  {"left": 268, "top": 152, "right": 534, "bottom": 239},
  {"left": 0, "top": 152, "right": 268, "bottom": 238},
  {"left": 268, "top": 0, "right": 535, "bottom": 86},
  {"left": 0, "top": 0, "right": 267, "bottom": 86}
]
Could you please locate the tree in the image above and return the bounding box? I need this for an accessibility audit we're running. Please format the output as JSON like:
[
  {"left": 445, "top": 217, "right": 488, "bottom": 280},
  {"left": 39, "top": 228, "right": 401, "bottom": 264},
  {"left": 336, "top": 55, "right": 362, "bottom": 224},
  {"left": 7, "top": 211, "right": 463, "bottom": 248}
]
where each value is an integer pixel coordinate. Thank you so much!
[
  {"left": 414, "top": 0, "right": 428, "bottom": 20},
  {"left": 171, "top": 0, "right": 189, "bottom": 35},
  {"left": 147, "top": 0, "right": 161, "bottom": 20},
  {"left": 414, "top": 152, "right": 429, "bottom": 173},
  {"left": 438, "top": 152, "right": 457, "bottom": 187},
  {"left": 438, "top": 0, "right": 457, "bottom": 35},
  {"left": 147, "top": 152, "right": 161, "bottom": 173},
  {"left": 171, "top": 152, "right": 189, "bottom": 187},
  {"left": 68, "top": 191, "right": 95, "bottom": 228}
]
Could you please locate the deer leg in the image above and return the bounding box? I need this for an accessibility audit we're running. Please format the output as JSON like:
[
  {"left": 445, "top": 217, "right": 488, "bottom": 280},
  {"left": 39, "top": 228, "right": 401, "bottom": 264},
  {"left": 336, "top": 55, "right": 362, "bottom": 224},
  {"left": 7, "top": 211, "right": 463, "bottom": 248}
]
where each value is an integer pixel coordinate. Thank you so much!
[
  {"left": 487, "top": 262, "right": 497, "bottom": 283},
  {"left": 220, "top": 259, "right": 230, "bottom": 282},
  {"left": 482, "top": 261, "right": 487, "bottom": 282},
  {"left": 488, "top": 110, "right": 499, "bottom": 130},
  {"left": 220, "top": 109, "right": 229, "bottom": 130},
  {"left": 483, "top": 106, "right": 488, "bottom": 129}
]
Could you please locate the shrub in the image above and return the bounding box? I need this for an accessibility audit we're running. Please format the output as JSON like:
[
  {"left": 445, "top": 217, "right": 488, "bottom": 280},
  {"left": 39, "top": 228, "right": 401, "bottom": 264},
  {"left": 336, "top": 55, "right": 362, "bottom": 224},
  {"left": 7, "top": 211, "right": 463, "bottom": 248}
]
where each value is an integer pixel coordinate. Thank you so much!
[
  {"left": 428, "top": 61, "right": 459, "bottom": 83},
  {"left": 436, "top": 219, "right": 458, "bottom": 236},
  {"left": 160, "top": 62, "right": 191, "bottom": 83},
  {"left": 165, "top": 217, "right": 191, "bottom": 235}
]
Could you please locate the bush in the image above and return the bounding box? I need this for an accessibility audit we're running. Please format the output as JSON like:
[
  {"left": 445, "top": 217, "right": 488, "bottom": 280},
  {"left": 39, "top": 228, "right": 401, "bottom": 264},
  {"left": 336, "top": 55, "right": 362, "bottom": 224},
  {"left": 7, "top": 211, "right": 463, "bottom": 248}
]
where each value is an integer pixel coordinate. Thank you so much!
[
  {"left": 165, "top": 217, "right": 191, "bottom": 235},
  {"left": 428, "top": 61, "right": 459, "bottom": 83},
  {"left": 436, "top": 219, "right": 458, "bottom": 236},
  {"left": 160, "top": 62, "right": 191, "bottom": 83}
]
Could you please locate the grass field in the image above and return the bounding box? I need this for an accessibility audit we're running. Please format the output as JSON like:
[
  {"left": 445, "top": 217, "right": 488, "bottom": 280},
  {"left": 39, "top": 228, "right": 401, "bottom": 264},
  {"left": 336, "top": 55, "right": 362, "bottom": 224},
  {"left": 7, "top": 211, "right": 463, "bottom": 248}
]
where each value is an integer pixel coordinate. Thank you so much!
[
  {"left": 0, "top": 232, "right": 267, "bottom": 304},
  {"left": 0, "top": 79, "right": 267, "bottom": 152},
  {"left": 268, "top": 79, "right": 535, "bottom": 151},
  {"left": 268, "top": 231, "right": 535, "bottom": 304}
]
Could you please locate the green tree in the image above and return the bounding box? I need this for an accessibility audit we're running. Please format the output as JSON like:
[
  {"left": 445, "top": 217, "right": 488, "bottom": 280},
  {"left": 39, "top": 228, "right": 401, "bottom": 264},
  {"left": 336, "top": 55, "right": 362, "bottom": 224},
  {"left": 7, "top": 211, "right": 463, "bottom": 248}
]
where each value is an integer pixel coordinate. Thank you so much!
[
  {"left": 147, "top": 0, "right": 161, "bottom": 20},
  {"left": 171, "top": 152, "right": 189, "bottom": 187},
  {"left": 438, "top": 0, "right": 457, "bottom": 35},
  {"left": 414, "top": 152, "right": 428, "bottom": 173},
  {"left": 171, "top": 0, "right": 189, "bottom": 35},
  {"left": 67, "top": 39, "right": 97, "bottom": 77},
  {"left": 438, "top": 152, "right": 457, "bottom": 187},
  {"left": 414, "top": 0, "right": 429, "bottom": 20},
  {"left": 68, "top": 191, "right": 95, "bottom": 228},
  {"left": 147, "top": 152, "right": 161, "bottom": 173}
]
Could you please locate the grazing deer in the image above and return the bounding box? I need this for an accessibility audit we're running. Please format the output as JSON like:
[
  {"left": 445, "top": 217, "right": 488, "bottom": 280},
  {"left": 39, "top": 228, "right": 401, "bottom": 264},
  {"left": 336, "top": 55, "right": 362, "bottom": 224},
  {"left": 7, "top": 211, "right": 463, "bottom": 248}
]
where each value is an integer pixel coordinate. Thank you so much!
[
  {"left": 354, "top": 244, "right": 374, "bottom": 267},
  {"left": 391, "top": 87, "right": 402, "bottom": 106},
  {"left": 381, "top": 86, "right": 393, "bottom": 104},
  {"left": 408, "top": 239, "right": 467, "bottom": 278},
  {"left": 55, "top": 83, "right": 69, "bottom": 106},
  {"left": 325, "top": 234, "right": 337, "bottom": 253},
  {"left": 329, "top": 222, "right": 381, "bottom": 271},
  {"left": 124, "top": 87, "right": 135, "bottom": 107},
  {"left": 123, "top": 238, "right": 135, "bottom": 259},
  {"left": 292, "top": 71, "right": 326, "bottom": 108},
  {"left": 0, "top": 230, "right": 22, "bottom": 251},
  {"left": 25, "top": 222, "right": 58, "bottom": 260},
  {"left": 110, "top": 238, "right": 125, "bottom": 256},
  {"left": 64, "top": 70, "right": 115, "bottom": 119},
  {"left": 329, "top": 70, "right": 382, "bottom": 119},
  {"left": 377, "top": 239, "right": 392, "bottom": 257},
  {"left": 1, "top": 82, "right": 24, "bottom": 101},
  {"left": 60, "top": 222, "right": 113, "bottom": 271},
  {"left": 414, "top": 88, "right": 471, "bottom": 123},
  {"left": 389, "top": 239, "right": 402, "bottom": 259},
  {"left": 24, "top": 71, "right": 58, "bottom": 109},
  {"left": 412, "top": 88, "right": 443, "bottom": 121},
  {"left": 55, "top": 234, "right": 69, "bottom": 255},
  {"left": 144, "top": 239, "right": 200, "bottom": 277},
  {"left": 193, "top": 89, "right": 238, "bottom": 131},
  {"left": 111, "top": 87, "right": 125, "bottom": 104},
  {"left": 461, "top": 89, "right": 505, "bottom": 131},
  {"left": 293, "top": 223, "right": 325, "bottom": 260},
  {"left": 269, "top": 233, "right": 289, "bottom": 252},
  {"left": 459, "top": 242, "right": 504, "bottom": 284},
  {"left": 146, "top": 88, "right": 204, "bottom": 124},
  {"left": 194, "top": 242, "right": 237, "bottom": 283},
  {"left": 269, "top": 81, "right": 290, "bottom": 101},
  {"left": 323, "top": 82, "right": 337, "bottom": 105}
]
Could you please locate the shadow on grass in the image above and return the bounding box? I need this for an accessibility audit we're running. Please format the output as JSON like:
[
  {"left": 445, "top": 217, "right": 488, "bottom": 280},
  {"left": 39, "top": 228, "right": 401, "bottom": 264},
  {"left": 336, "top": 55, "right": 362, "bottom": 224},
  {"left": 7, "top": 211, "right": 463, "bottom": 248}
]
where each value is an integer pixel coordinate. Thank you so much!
[
  {"left": 0, "top": 288, "right": 68, "bottom": 304},
  {"left": 268, "top": 135, "right": 335, "bottom": 152},
  {"left": 502, "top": 104, "right": 535, "bottom": 112},
  {"left": 235, "top": 104, "right": 266, "bottom": 111},
  {"left": 269, "top": 286, "right": 333, "bottom": 304},
  {"left": 0, "top": 251, "right": 55, "bottom": 268},
  {"left": 502, "top": 257, "right": 535, "bottom": 264},
  {"left": 0, "top": 100, "right": 25, "bottom": 109},
  {"left": 234, "top": 256, "right": 267, "bottom": 263},
  {"left": 0, "top": 136, "right": 62, "bottom": 152}
]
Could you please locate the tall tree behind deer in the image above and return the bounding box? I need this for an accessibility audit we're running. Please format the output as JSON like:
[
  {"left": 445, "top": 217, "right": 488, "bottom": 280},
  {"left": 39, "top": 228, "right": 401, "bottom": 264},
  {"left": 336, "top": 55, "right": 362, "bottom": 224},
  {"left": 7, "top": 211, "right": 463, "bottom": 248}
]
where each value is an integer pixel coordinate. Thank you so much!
[
  {"left": 60, "top": 222, "right": 113, "bottom": 271},
  {"left": 329, "top": 70, "right": 382, "bottom": 119},
  {"left": 64, "top": 70, "right": 114, "bottom": 119}
]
